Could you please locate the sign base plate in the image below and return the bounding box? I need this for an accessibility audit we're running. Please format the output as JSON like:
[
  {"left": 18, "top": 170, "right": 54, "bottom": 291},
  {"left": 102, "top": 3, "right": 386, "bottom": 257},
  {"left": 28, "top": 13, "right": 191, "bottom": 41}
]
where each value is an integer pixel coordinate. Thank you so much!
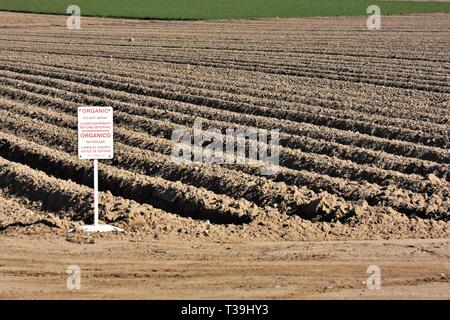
[{"left": 78, "top": 224, "right": 124, "bottom": 233}]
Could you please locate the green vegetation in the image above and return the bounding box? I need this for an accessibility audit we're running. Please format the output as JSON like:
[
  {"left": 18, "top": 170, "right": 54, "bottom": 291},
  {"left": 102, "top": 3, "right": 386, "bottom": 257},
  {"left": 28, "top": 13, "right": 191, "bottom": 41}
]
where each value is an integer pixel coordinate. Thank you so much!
[{"left": 0, "top": 0, "right": 448, "bottom": 20}]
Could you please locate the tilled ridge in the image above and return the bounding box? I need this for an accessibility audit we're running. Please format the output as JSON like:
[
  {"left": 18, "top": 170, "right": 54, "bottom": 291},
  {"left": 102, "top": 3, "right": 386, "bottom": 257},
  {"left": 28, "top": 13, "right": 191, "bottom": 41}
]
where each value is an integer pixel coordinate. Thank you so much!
[{"left": 0, "top": 155, "right": 257, "bottom": 226}]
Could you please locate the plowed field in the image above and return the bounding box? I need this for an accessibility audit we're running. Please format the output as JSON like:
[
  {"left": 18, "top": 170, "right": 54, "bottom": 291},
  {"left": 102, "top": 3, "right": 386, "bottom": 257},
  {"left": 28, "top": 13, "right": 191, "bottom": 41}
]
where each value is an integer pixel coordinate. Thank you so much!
[{"left": 0, "top": 12, "right": 448, "bottom": 242}]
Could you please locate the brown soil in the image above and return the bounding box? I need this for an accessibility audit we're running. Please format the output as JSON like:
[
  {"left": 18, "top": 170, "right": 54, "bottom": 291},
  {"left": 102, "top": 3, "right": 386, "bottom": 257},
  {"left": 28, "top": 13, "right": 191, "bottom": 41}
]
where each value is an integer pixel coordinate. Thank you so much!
[
  {"left": 0, "top": 236, "right": 448, "bottom": 299},
  {"left": 0, "top": 12, "right": 448, "bottom": 299}
]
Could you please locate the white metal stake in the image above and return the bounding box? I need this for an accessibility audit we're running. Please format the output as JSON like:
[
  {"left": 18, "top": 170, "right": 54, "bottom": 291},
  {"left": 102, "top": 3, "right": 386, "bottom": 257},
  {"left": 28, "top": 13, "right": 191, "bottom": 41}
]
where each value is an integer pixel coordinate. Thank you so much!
[
  {"left": 76, "top": 158, "right": 123, "bottom": 233},
  {"left": 93, "top": 159, "right": 99, "bottom": 226}
]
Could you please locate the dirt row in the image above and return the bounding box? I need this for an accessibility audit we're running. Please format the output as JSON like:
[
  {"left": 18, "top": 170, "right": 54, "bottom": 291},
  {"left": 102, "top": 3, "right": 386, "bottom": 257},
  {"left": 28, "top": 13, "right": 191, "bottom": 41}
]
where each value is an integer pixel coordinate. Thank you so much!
[
  {"left": 6, "top": 59, "right": 447, "bottom": 137},
  {"left": 0, "top": 105, "right": 448, "bottom": 220},
  {"left": 0, "top": 130, "right": 261, "bottom": 224},
  {"left": 0, "top": 135, "right": 449, "bottom": 242},
  {"left": 3, "top": 41, "right": 448, "bottom": 94},
  {"left": 2, "top": 35, "right": 448, "bottom": 81},
  {"left": 1, "top": 164, "right": 448, "bottom": 243},
  {"left": 1, "top": 64, "right": 448, "bottom": 148},
  {"left": 0, "top": 159, "right": 224, "bottom": 240},
  {"left": 0, "top": 103, "right": 434, "bottom": 217},
  {"left": 23, "top": 60, "right": 448, "bottom": 136},
  {"left": 0, "top": 128, "right": 313, "bottom": 216},
  {"left": 2, "top": 52, "right": 447, "bottom": 126},
  {"left": 2, "top": 74, "right": 447, "bottom": 168},
  {"left": 1, "top": 95, "right": 447, "bottom": 200}
]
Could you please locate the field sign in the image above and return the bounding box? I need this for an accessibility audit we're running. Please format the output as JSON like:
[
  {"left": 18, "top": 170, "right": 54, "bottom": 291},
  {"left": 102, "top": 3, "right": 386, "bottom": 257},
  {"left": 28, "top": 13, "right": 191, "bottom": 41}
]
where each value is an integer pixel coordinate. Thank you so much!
[
  {"left": 78, "top": 107, "right": 113, "bottom": 160},
  {"left": 76, "top": 106, "right": 122, "bottom": 233}
]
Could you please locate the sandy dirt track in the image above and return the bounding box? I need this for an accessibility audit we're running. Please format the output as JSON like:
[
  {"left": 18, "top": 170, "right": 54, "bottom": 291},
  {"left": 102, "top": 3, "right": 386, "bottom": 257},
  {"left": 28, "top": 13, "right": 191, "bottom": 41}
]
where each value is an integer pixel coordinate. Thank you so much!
[{"left": 0, "top": 236, "right": 448, "bottom": 299}]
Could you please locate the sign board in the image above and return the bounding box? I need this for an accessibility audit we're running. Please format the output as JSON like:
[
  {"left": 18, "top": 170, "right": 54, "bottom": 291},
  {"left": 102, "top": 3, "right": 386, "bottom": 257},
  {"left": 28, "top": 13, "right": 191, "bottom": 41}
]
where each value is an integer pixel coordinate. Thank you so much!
[
  {"left": 75, "top": 106, "right": 122, "bottom": 233},
  {"left": 78, "top": 107, "right": 113, "bottom": 159}
]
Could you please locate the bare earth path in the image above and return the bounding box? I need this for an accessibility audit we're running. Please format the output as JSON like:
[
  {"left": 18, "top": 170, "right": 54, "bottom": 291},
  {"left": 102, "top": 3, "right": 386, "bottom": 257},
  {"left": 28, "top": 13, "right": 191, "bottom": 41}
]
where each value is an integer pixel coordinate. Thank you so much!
[{"left": 0, "top": 237, "right": 448, "bottom": 299}]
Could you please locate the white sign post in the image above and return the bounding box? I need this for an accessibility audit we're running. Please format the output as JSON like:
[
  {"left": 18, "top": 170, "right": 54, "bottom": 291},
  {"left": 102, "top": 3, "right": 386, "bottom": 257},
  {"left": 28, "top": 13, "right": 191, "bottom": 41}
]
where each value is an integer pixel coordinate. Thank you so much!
[{"left": 77, "top": 106, "right": 123, "bottom": 233}]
